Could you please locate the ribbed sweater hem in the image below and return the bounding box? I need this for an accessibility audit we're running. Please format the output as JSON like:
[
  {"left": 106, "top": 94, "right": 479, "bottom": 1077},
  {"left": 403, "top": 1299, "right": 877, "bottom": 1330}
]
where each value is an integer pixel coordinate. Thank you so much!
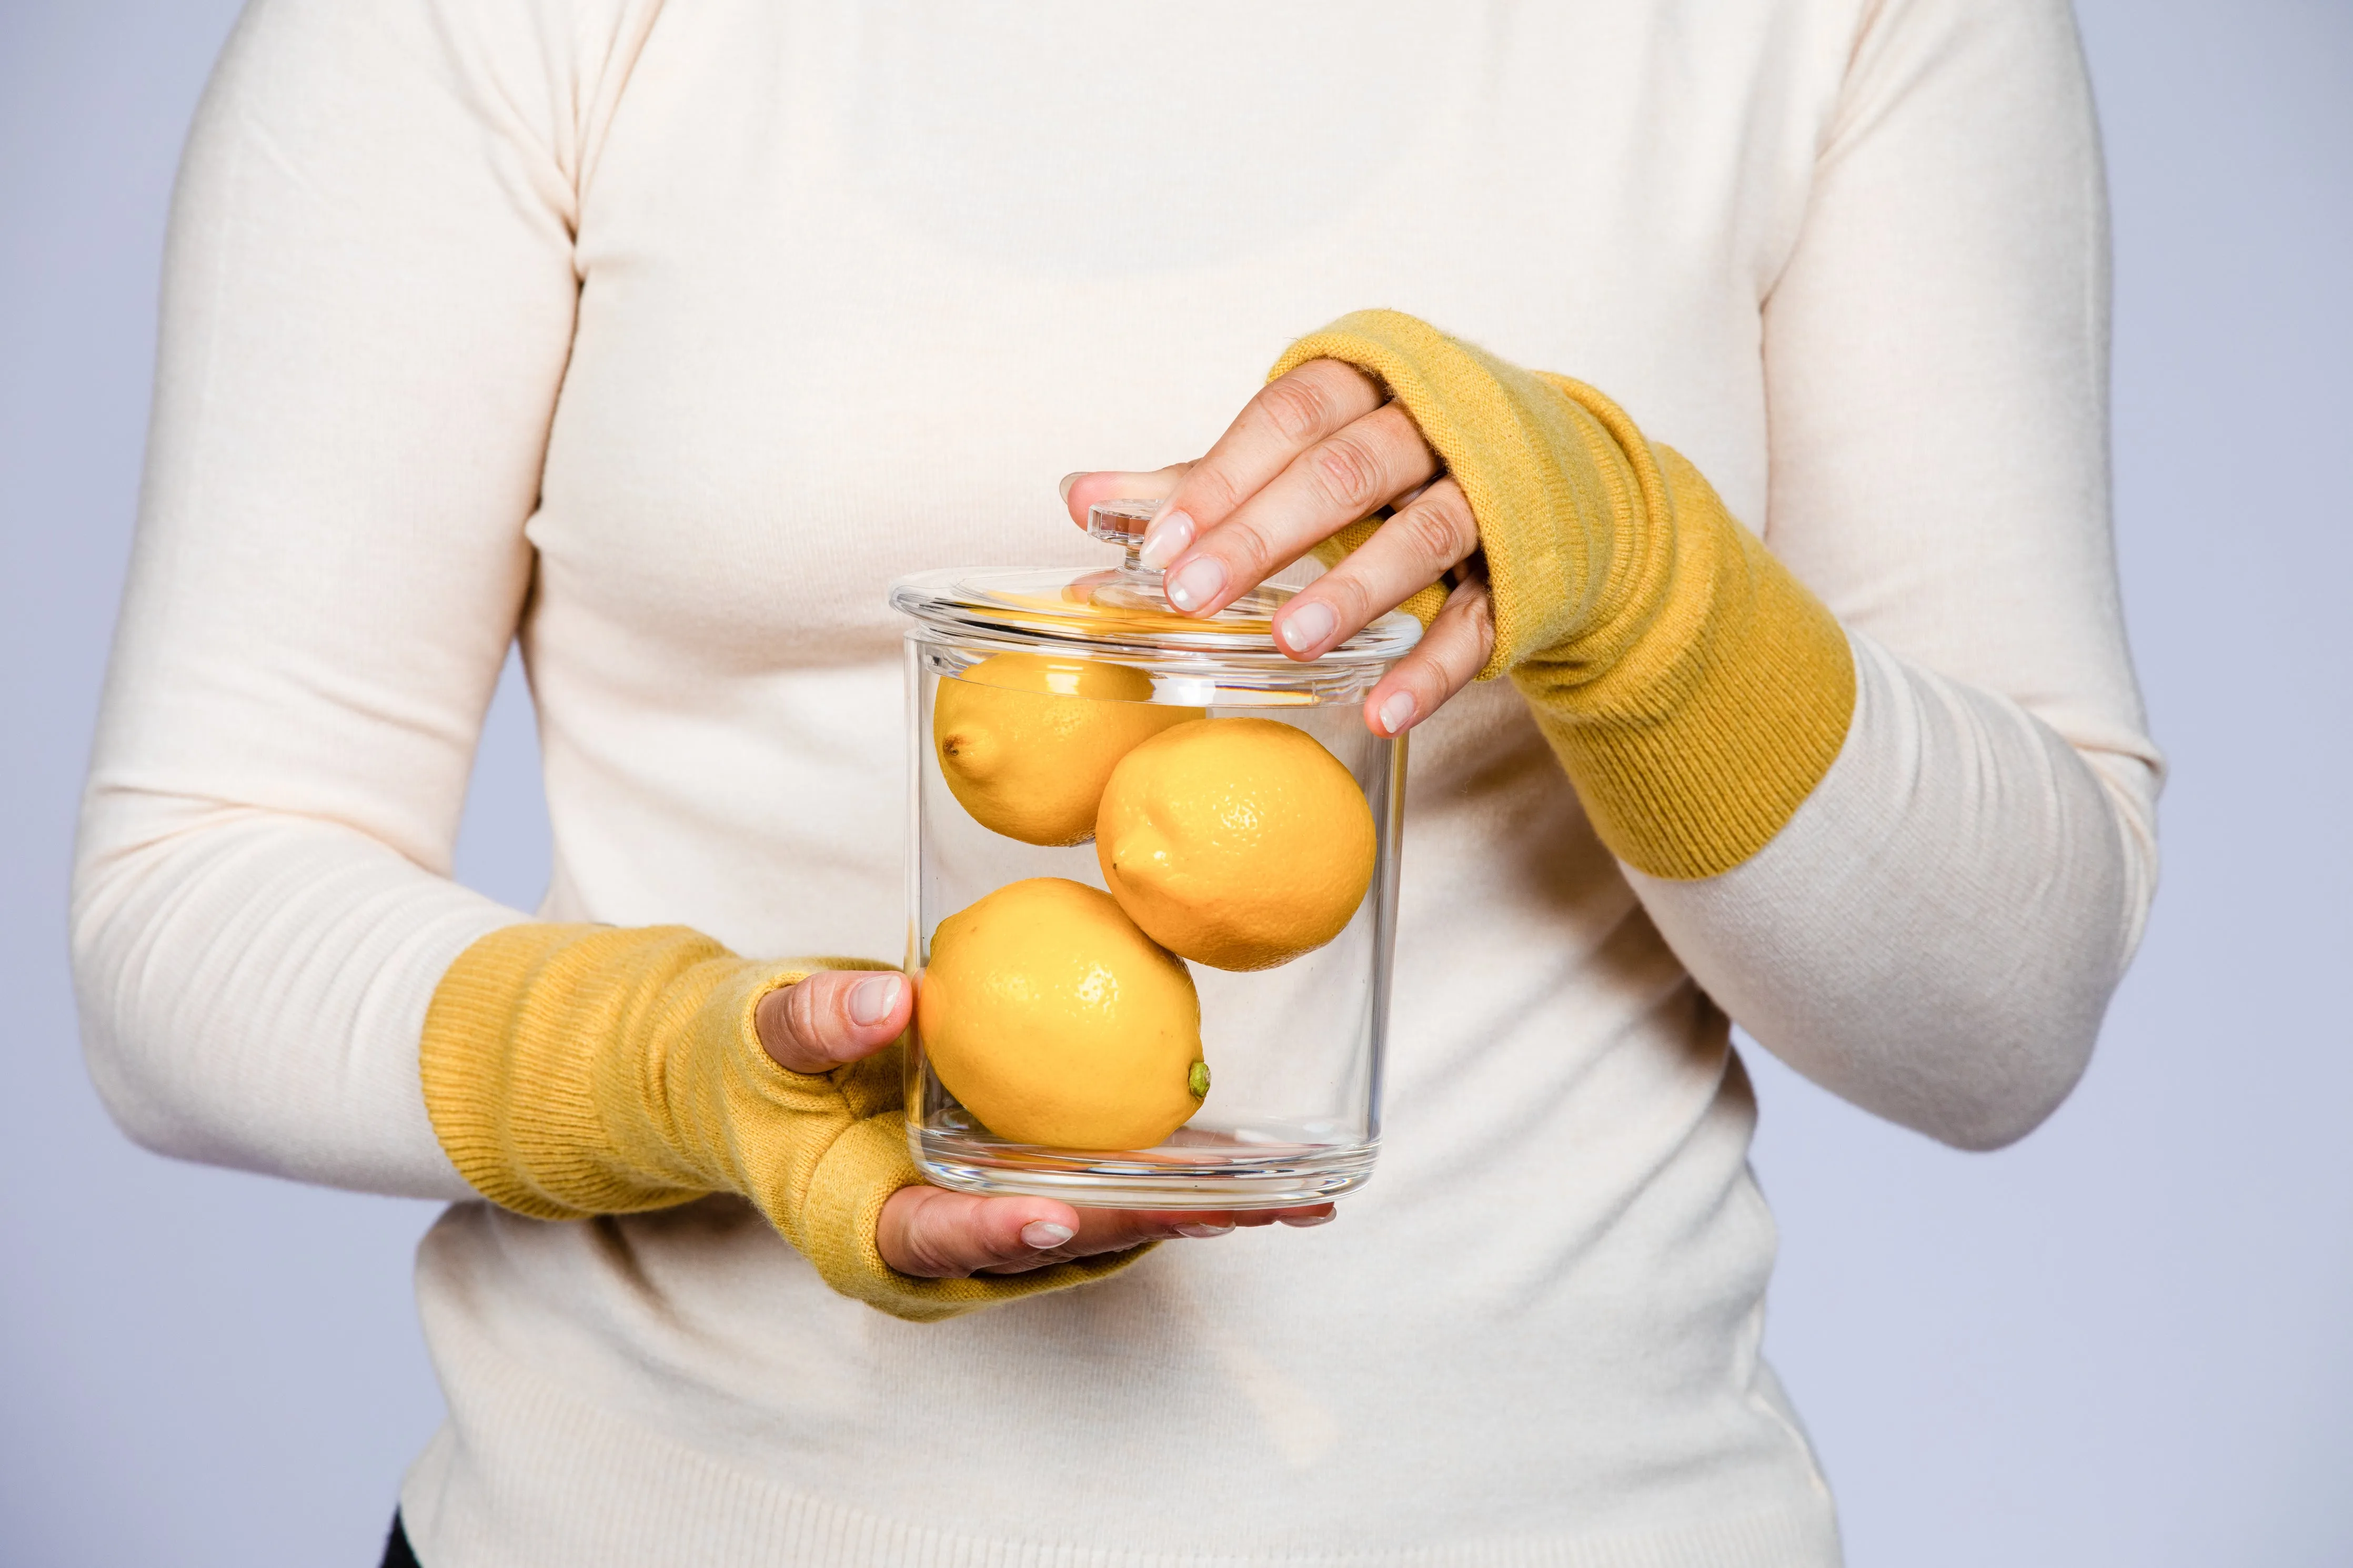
[{"left": 401, "top": 1329, "right": 1841, "bottom": 1568}]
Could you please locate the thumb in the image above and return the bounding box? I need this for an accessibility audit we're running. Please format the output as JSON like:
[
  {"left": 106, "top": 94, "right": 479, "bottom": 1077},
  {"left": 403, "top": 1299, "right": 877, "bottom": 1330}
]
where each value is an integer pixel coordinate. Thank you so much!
[{"left": 755, "top": 970, "right": 911, "bottom": 1075}]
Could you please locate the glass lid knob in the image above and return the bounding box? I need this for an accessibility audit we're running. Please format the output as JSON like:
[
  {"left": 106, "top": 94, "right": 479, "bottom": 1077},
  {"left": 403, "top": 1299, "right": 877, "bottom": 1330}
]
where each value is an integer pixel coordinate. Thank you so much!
[
  {"left": 884, "top": 494, "right": 1420, "bottom": 663},
  {"left": 1081, "top": 496, "right": 1285, "bottom": 622},
  {"left": 1086, "top": 498, "right": 1161, "bottom": 566}
]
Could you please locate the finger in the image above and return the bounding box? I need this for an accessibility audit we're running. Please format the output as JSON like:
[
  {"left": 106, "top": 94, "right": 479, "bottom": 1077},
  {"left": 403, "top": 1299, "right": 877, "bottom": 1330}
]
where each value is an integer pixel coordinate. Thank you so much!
[
  {"left": 1137, "top": 359, "right": 1386, "bottom": 571},
  {"left": 884, "top": 1194, "right": 1218, "bottom": 1279},
  {"left": 1161, "top": 402, "right": 1441, "bottom": 619},
  {"left": 1363, "top": 577, "right": 1496, "bottom": 736},
  {"left": 883, "top": 1192, "right": 1345, "bottom": 1279},
  {"left": 1270, "top": 476, "right": 1478, "bottom": 659},
  {"left": 879, "top": 1186, "right": 1092, "bottom": 1278},
  {"left": 978, "top": 1202, "right": 1342, "bottom": 1270},
  {"left": 1060, "top": 464, "right": 1191, "bottom": 530},
  {"left": 753, "top": 970, "right": 912, "bottom": 1076},
  {"left": 992, "top": 1206, "right": 1236, "bottom": 1268},
  {"left": 1230, "top": 1203, "right": 1339, "bottom": 1230}
]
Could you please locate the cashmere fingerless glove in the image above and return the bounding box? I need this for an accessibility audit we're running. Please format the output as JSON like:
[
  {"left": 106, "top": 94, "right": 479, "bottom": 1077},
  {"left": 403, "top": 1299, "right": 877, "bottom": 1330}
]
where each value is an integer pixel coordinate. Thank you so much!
[
  {"left": 1272, "top": 310, "right": 1856, "bottom": 878},
  {"left": 419, "top": 923, "right": 1142, "bottom": 1322}
]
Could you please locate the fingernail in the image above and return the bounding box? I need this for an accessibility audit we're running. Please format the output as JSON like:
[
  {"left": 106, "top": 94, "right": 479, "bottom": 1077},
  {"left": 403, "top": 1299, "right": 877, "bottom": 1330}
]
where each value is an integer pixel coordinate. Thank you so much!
[
  {"left": 848, "top": 974, "right": 902, "bottom": 1027},
  {"left": 1021, "top": 1220, "right": 1075, "bottom": 1249},
  {"left": 1377, "top": 690, "right": 1416, "bottom": 734},
  {"left": 1163, "top": 554, "right": 1225, "bottom": 614},
  {"left": 1058, "top": 472, "right": 1085, "bottom": 503},
  {"left": 1278, "top": 1212, "right": 1336, "bottom": 1228},
  {"left": 1172, "top": 1221, "right": 1233, "bottom": 1239},
  {"left": 1277, "top": 600, "right": 1336, "bottom": 654},
  {"left": 1138, "top": 508, "right": 1194, "bottom": 570}
]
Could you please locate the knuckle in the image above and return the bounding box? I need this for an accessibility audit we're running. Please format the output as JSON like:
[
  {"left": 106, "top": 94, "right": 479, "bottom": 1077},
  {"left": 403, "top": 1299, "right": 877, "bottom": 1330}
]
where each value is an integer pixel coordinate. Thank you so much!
[
  {"left": 780, "top": 977, "right": 829, "bottom": 1056},
  {"left": 1317, "top": 572, "right": 1373, "bottom": 629},
  {"left": 1426, "top": 489, "right": 1482, "bottom": 559},
  {"left": 1393, "top": 503, "right": 1465, "bottom": 567},
  {"left": 1184, "top": 462, "right": 1246, "bottom": 520},
  {"left": 904, "top": 1206, "right": 973, "bottom": 1278},
  {"left": 1301, "top": 356, "right": 1382, "bottom": 404},
  {"left": 1366, "top": 400, "right": 1432, "bottom": 460},
  {"left": 1470, "top": 599, "right": 1498, "bottom": 664},
  {"left": 1258, "top": 374, "right": 1337, "bottom": 445},
  {"left": 1435, "top": 585, "right": 1496, "bottom": 675},
  {"left": 1450, "top": 578, "right": 1496, "bottom": 636},
  {"left": 1309, "top": 430, "right": 1388, "bottom": 510},
  {"left": 1217, "top": 513, "right": 1278, "bottom": 574}
]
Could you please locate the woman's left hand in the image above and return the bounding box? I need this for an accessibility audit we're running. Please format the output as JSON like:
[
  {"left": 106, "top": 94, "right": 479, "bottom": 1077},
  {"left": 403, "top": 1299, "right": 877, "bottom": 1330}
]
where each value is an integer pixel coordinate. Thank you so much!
[
  {"left": 757, "top": 970, "right": 1336, "bottom": 1279},
  {"left": 1062, "top": 358, "right": 1496, "bottom": 737}
]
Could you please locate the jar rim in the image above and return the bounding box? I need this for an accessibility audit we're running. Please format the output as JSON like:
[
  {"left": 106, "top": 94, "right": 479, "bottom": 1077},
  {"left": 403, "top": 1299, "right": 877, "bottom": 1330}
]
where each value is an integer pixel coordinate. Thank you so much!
[{"left": 888, "top": 566, "right": 1423, "bottom": 671}]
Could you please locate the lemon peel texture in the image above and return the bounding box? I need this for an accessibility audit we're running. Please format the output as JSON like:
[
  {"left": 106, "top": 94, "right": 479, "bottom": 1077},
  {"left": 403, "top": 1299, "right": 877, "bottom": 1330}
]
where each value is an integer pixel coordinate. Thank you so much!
[
  {"left": 919, "top": 877, "right": 1206, "bottom": 1150},
  {"left": 932, "top": 653, "right": 1203, "bottom": 847},
  {"left": 1096, "top": 717, "right": 1376, "bottom": 972}
]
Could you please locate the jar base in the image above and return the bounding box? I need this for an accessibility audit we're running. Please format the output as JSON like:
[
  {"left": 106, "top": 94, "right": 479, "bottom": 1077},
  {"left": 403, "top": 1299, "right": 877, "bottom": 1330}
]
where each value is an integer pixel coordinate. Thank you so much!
[{"left": 910, "top": 1127, "right": 1377, "bottom": 1209}]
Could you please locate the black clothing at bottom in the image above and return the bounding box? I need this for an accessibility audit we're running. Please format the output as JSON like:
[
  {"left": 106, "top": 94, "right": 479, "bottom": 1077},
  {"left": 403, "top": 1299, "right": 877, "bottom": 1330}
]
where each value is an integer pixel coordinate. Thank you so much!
[{"left": 381, "top": 1513, "right": 420, "bottom": 1568}]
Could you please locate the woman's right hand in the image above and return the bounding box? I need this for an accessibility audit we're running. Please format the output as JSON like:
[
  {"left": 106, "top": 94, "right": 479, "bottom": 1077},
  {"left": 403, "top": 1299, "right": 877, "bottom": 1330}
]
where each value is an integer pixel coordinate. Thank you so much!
[{"left": 755, "top": 971, "right": 1335, "bottom": 1278}]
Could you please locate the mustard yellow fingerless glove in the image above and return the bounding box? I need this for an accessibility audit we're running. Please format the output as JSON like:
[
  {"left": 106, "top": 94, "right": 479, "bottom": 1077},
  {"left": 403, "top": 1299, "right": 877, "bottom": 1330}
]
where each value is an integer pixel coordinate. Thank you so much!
[
  {"left": 419, "top": 923, "right": 1142, "bottom": 1322},
  {"left": 1271, "top": 310, "right": 1856, "bottom": 879}
]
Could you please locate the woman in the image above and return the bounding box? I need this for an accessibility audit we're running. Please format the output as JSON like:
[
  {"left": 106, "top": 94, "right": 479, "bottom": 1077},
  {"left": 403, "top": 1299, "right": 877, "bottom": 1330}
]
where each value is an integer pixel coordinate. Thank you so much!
[{"left": 72, "top": 1, "right": 2159, "bottom": 1564}]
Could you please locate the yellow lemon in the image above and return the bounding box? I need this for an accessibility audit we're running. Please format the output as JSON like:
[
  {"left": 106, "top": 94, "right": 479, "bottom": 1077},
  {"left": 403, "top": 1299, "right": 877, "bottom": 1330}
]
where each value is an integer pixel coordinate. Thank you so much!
[
  {"left": 919, "top": 877, "right": 1208, "bottom": 1150},
  {"left": 1096, "top": 717, "right": 1376, "bottom": 972},
  {"left": 932, "top": 652, "right": 1203, "bottom": 846}
]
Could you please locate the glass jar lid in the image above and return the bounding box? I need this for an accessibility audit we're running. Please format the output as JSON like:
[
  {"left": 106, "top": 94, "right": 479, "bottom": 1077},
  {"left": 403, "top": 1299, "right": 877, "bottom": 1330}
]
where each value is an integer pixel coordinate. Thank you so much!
[{"left": 890, "top": 500, "right": 1423, "bottom": 671}]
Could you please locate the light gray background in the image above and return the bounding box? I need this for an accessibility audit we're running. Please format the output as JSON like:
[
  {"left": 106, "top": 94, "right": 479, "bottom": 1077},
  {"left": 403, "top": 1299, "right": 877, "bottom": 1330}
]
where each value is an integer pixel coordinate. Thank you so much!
[{"left": 4, "top": 2, "right": 2347, "bottom": 1563}]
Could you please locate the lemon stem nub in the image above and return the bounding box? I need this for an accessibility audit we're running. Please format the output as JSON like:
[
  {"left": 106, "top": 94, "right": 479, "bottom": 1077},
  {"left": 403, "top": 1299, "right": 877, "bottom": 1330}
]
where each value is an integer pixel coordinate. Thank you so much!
[{"left": 1188, "top": 1061, "right": 1211, "bottom": 1099}]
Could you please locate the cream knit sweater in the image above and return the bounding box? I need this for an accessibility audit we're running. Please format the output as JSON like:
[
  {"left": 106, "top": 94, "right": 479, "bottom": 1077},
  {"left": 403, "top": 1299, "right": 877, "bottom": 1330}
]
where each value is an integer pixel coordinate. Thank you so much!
[{"left": 71, "top": 2, "right": 2158, "bottom": 1565}]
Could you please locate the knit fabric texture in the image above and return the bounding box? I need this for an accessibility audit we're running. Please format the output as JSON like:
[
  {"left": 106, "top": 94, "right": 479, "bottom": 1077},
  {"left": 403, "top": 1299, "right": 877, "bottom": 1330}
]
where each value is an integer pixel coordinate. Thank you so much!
[
  {"left": 1271, "top": 310, "right": 1857, "bottom": 879},
  {"left": 419, "top": 922, "right": 1143, "bottom": 1322}
]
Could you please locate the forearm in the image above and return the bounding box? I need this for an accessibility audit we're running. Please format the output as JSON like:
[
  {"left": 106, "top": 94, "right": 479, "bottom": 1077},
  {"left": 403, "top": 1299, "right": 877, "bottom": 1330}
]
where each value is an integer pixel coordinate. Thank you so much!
[
  {"left": 72, "top": 0, "right": 586, "bottom": 1193},
  {"left": 71, "top": 796, "right": 516, "bottom": 1199},
  {"left": 1628, "top": 633, "right": 2156, "bottom": 1149},
  {"left": 1272, "top": 307, "right": 2153, "bottom": 1146}
]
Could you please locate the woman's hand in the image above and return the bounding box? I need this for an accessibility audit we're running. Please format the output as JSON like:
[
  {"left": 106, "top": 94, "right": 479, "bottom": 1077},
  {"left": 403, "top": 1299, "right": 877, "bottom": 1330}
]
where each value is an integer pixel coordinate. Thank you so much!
[
  {"left": 756, "top": 971, "right": 1334, "bottom": 1277},
  {"left": 1063, "top": 358, "right": 1497, "bottom": 737}
]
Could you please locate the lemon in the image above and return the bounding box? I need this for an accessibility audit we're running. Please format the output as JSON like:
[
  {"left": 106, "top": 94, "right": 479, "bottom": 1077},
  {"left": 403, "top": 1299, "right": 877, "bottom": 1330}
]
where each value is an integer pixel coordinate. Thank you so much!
[
  {"left": 932, "top": 653, "right": 1204, "bottom": 846},
  {"left": 1096, "top": 717, "right": 1376, "bottom": 972},
  {"left": 918, "top": 877, "right": 1208, "bottom": 1150}
]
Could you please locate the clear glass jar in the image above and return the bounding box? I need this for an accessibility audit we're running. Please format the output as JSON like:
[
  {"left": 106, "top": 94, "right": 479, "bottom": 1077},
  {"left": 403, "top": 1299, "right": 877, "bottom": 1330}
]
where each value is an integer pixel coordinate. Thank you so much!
[{"left": 889, "top": 501, "right": 1420, "bottom": 1208}]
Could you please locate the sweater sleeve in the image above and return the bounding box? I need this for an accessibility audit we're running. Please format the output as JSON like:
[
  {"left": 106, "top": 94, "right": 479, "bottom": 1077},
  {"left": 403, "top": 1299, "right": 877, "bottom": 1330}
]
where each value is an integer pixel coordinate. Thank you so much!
[
  {"left": 74, "top": 1, "right": 1144, "bottom": 1316},
  {"left": 1274, "top": 0, "right": 2158, "bottom": 1149},
  {"left": 68, "top": 0, "right": 638, "bottom": 1197},
  {"left": 1630, "top": 0, "right": 2160, "bottom": 1148}
]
